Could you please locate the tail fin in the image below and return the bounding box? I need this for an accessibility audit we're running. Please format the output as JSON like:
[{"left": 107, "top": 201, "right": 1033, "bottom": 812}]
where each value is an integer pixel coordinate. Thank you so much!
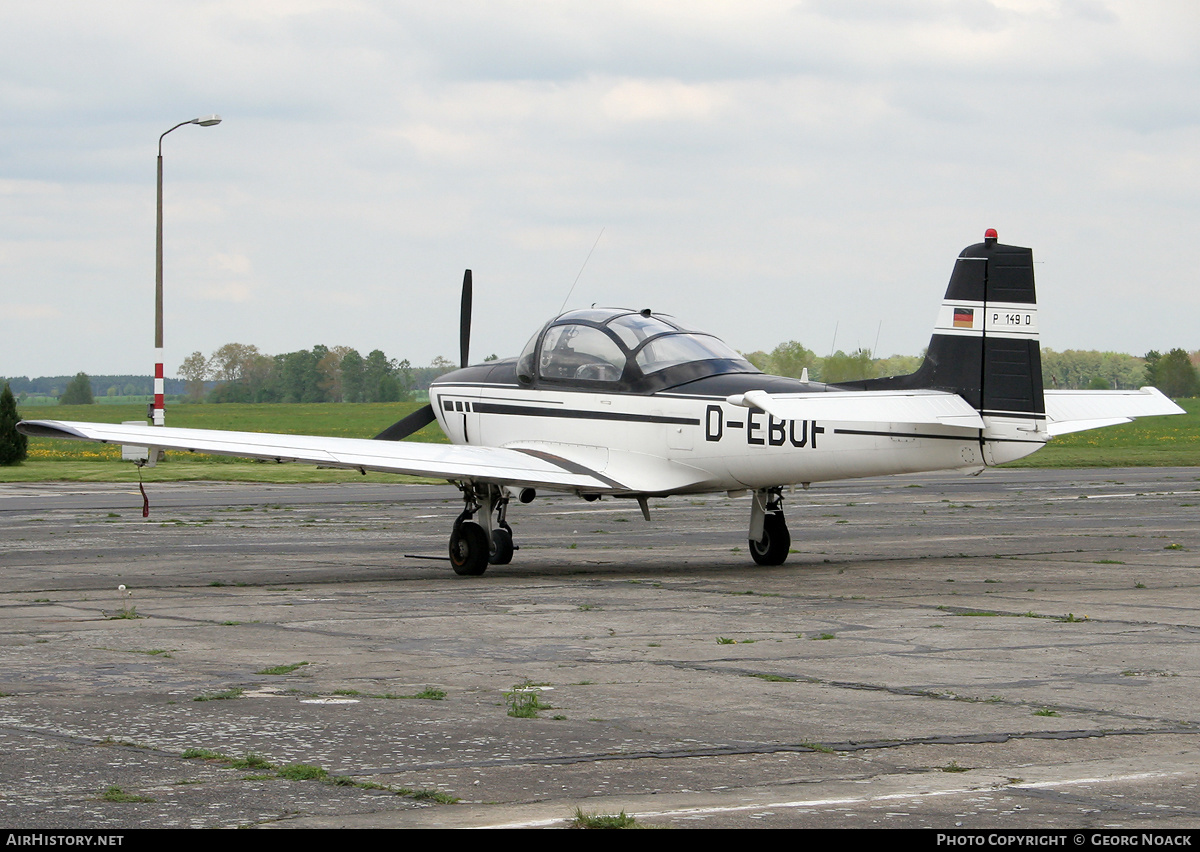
[{"left": 854, "top": 229, "right": 1044, "bottom": 420}]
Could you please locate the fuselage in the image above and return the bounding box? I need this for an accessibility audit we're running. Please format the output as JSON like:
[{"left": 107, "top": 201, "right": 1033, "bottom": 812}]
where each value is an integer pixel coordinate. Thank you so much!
[
  {"left": 429, "top": 359, "right": 1038, "bottom": 497},
  {"left": 426, "top": 306, "right": 1048, "bottom": 497}
]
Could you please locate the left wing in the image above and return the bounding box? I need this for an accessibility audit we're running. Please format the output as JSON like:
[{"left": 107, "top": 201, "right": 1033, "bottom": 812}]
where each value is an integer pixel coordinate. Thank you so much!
[{"left": 17, "top": 420, "right": 630, "bottom": 492}]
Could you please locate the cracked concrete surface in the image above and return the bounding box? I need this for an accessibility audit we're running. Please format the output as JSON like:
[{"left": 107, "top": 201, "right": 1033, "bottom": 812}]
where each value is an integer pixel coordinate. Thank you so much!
[{"left": 1, "top": 467, "right": 1198, "bottom": 828}]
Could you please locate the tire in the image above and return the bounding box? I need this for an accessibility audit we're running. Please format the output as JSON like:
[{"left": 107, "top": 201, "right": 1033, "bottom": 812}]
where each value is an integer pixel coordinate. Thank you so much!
[
  {"left": 489, "top": 527, "right": 514, "bottom": 565},
  {"left": 449, "top": 521, "right": 490, "bottom": 576},
  {"left": 749, "top": 513, "right": 791, "bottom": 566}
]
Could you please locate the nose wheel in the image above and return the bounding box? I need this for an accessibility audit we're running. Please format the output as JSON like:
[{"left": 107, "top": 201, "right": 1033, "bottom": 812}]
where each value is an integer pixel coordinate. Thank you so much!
[{"left": 748, "top": 487, "right": 790, "bottom": 566}]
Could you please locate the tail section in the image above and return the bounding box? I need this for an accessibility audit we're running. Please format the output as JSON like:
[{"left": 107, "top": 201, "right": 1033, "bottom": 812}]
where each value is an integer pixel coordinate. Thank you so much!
[{"left": 851, "top": 229, "right": 1047, "bottom": 463}]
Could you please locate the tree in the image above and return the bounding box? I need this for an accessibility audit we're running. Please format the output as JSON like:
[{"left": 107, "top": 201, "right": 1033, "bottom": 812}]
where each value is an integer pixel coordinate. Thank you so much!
[
  {"left": 178, "top": 351, "right": 210, "bottom": 403},
  {"left": 363, "top": 350, "right": 396, "bottom": 403},
  {"left": 210, "top": 343, "right": 262, "bottom": 383},
  {"left": 1147, "top": 348, "right": 1200, "bottom": 398},
  {"left": 0, "top": 382, "right": 28, "bottom": 465},
  {"left": 821, "top": 349, "right": 875, "bottom": 383},
  {"left": 741, "top": 350, "right": 772, "bottom": 373},
  {"left": 768, "top": 340, "right": 817, "bottom": 379},
  {"left": 317, "top": 345, "right": 355, "bottom": 402},
  {"left": 341, "top": 349, "right": 365, "bottom": 402},
  {"left": 59, "top": 373, "right": 95, "bottom": 405},
  {"left": 277, "top": 348, "right": 323, "bottom": 403}
]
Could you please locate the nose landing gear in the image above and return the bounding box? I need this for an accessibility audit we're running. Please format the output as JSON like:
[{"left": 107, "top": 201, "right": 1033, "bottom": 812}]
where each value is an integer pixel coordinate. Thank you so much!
[{"left": 748, "top": 486, "right": 790, "bottom": 566}]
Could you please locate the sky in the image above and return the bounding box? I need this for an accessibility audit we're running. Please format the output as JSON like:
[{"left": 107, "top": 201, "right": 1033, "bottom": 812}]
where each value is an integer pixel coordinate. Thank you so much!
[{"left": 3, "top": 0, "right": 1198, "bottom": 379}]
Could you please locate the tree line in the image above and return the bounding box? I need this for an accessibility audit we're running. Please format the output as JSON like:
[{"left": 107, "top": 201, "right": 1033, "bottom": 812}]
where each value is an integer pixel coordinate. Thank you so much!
[
  {"left": 175, "top": 343, "right": 467, "bottom": 404},
  {"left": 1, "top": 374, "right": 186, "bottom": 400},
  {"left": 6, "top": 342, "right": 1198, "bottom": 408},
  {"left": 742, "top": 342, "right": 1200, "bottom": 398}
]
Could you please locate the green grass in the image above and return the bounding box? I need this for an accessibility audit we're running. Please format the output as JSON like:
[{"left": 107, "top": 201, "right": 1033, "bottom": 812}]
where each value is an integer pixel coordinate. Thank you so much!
[
  {"left": 1003, "top": 398, "right": 1200, "bottom": 468},
  {"left": 570, "top": 808, "right": 640, "bottom": 829},
  {"left": 231, "top": 754, "right": 275, "bottom": 770},
  {"left": 193, "top": 687, "right": 244, "bottom": 702},
  {"left": 176, "top": 749, "right": 459, "bottom": 801},
  {"left": 181, "top": 747, "right": 229, "bottom": 761},
  {"left": 505, "top": 681, "right": 550, "bottom": 718},
  {"left": 6, "top": 399, "right": 1197, "bottom": 483},
  {"left": 256, "top": 661, "right": 309, "bottom": 676},
  {"left": 100, "top": 786, "right": 155, "bottom": 803},
  {"left": 3, "top": 401, "right": 447, "bottom": 483},
  {"left": 276, "top": 764, "right": 328, "bottom": 781}
]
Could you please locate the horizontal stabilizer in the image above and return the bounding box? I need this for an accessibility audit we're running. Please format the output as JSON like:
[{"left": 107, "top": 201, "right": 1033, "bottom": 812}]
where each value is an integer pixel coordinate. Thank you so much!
[
  {"left": 1043, "top": 388, "right": 1185, "bottom": 436},
  {"left": 725, "top": 389, "right": 986, "bottom": 430},
  {"left": 17, "top": 420, "right": 630, "bottom": 493}
]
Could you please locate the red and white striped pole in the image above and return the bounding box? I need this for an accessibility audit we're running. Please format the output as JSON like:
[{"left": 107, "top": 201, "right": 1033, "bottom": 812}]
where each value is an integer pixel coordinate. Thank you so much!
[
  {"left": 152, "top": 351, "right": 165, "bottom": 426},
  {"left": 153, "top": 115, "right": 221, "bottom": 427}
]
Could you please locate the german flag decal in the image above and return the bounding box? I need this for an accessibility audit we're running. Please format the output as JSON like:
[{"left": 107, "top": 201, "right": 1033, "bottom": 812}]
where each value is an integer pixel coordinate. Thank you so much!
[{"left": 953, "top": 307, "right": 974, "bottom": 329}]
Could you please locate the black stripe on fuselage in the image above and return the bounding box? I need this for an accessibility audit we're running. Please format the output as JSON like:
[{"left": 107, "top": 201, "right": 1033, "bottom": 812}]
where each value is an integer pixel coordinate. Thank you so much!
[
  {"left": 833, "top": 427, "right": 1044, "bottom": 445},
  {"left": 832, "top": 428, "right": 974, "bottom": 441},
  {"left": 472, "top": 402, "right": 700, "bottom": 426},
  {"left": 512, "top": 448, "right": 626, "bottom": 491}
]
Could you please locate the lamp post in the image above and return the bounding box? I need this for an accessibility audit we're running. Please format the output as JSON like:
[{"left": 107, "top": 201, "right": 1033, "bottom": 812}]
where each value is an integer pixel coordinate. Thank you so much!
[{"left": 153, "top": 114, "right": 222, "bottom": 426}]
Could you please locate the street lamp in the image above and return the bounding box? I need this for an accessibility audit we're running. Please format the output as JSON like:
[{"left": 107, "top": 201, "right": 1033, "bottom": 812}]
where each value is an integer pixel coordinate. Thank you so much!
[{"left": 153, "top": 114, "right": 222, "bottom": 426}]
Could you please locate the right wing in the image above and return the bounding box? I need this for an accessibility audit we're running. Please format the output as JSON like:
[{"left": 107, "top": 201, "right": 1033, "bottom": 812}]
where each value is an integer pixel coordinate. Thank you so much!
[{"left": 17, "top": 420, "right": 624, "bottom": 492}]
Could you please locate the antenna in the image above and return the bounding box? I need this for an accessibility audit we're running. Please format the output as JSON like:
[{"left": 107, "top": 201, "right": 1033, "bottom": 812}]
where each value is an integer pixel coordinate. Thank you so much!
[{"left": 559, "top": 228, "right": 605, "bottom": 314}]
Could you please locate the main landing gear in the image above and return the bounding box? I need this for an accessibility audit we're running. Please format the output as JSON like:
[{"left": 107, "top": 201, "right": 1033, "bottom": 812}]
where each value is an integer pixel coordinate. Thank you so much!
[
  {"left": 748, "top": 486, "right": 791, "bottom": 566},
  {"left": 448, "top": 484, "right": 517, "bottom": 576}
]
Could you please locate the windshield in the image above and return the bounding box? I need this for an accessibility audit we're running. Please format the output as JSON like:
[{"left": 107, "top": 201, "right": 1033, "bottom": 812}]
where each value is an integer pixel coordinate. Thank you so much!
[
  {"left": 516, "top": 308, "right": 758, "bottom": 391},
  {"left": 634, "top": 333, "right": 746, "bottom": 375}
]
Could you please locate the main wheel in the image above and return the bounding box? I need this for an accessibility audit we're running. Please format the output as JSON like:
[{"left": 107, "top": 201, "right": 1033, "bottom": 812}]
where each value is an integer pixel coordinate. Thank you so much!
[
  {"left": 449, "top": 522, "right": 490, "bottom": 576},
  {"left": 489, "top": 527, "right": 514, "bottom": 565},
  {"left": 749, "top": 513, "right": 791, "bottom": 566}
]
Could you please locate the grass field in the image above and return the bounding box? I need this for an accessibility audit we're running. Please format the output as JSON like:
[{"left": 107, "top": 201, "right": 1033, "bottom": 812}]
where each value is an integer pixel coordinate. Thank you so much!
[
  {"left": 1003, "top": 397, "right": 1200, "bottom": 468},
  {"left": 3, "top": 402, "right": 447, "bottom": 484},
  {"left": 3, "top": 399, "right": 1197, "bottom": 483}
]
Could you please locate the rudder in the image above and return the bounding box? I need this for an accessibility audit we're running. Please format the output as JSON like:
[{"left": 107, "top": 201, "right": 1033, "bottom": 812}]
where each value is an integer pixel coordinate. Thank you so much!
[{"left": 854, "top": 229, "right": 1045, "bottom": 420}]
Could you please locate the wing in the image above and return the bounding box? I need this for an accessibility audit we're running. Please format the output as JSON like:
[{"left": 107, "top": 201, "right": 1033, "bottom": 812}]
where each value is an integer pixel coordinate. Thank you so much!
[
  {"left": 725, "top": 388, "right": 987, "bottom": 430},
  {"left": 17, "top": 420, "right": 633, "bottom": 492},
  {"left": 1043, "top": 387, "right": 1185, "bottom": 436}
]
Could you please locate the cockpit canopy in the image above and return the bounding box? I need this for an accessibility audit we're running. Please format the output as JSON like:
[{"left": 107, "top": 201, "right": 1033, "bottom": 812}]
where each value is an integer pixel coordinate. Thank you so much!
[{"left": 516, "top": 308, "right": 759, "bottom": 393}]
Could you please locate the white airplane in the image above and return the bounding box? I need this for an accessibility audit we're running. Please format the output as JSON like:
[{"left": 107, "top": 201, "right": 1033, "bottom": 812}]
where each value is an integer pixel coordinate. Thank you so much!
[{"left": 19, "top": 230, "right": 1183, "bottom": 575}]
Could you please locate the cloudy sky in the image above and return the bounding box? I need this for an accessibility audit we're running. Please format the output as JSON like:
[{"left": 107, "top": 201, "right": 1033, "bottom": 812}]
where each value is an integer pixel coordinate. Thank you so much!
[{"left": 3, "top": 0, "right": 1197, "bottom": 379}]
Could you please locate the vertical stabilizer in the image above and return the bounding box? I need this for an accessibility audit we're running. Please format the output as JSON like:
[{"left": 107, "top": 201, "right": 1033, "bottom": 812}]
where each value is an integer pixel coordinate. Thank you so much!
[
  {"left": 854, "top": 229, "right": 1044, "bottom": 419},
  {"left": 848, "top": 230, "right": 1047, "bottom": 464}
]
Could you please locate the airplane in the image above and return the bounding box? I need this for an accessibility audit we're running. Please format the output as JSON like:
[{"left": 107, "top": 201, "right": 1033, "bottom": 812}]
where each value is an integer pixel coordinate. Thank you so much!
[{"left": 18, "top": 229, "right": 1184, "bottom": 576}]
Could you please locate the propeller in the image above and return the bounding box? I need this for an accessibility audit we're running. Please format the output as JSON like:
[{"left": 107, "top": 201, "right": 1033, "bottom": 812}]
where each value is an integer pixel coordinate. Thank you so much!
[
  {"left": 373, "top": 403, "right": 436, "bottom": 441},
  {"left": 460, "top": 269, "right": 472, "bottom": 369},
  {"left": 374, "top": 269, "right": 473, "bottom": 442}
]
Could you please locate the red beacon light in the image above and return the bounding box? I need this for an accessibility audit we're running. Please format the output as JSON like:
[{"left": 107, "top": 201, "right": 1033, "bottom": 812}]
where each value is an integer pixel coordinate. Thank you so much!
[{"left": 984, "top": 228, "right": 998, "bottom": 245}]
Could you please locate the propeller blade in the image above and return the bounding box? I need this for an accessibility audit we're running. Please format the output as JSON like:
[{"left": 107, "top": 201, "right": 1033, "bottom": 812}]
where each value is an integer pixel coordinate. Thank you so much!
[
  {"left": 373, "top": 403, "right": 437, "bottom": 441},
  {"left": 460, "top": 269, "right": 472, "bottom": 369}
]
